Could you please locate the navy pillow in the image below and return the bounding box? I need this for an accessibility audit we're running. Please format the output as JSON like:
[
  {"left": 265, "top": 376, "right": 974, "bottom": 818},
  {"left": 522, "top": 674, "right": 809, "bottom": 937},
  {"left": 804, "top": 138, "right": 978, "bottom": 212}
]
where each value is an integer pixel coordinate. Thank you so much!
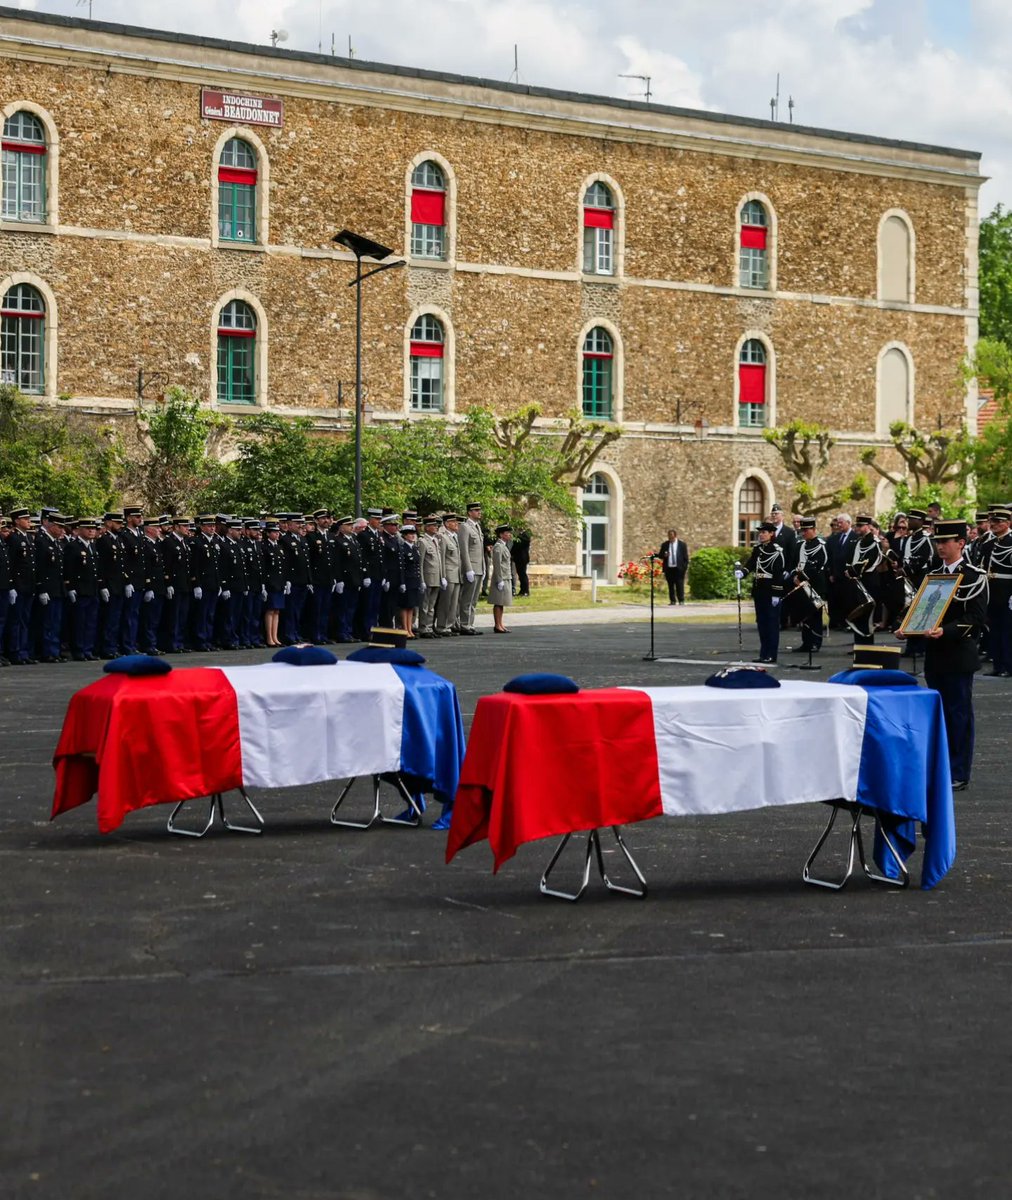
[
  {"left": 704, "top": 665, "right": 780, "bottom": 689},
  {"left": 347, "top": 646, "right": 426, "bottom": 666},
  {"left": 103, "top": 654, "right": 172, "bottom": 676},
  {"left": 503, "top": 673, "right": 579, "bottom": 695},
  {"left": 829, "top": 669, "right": 920, "bottom": 688},
  {"left": 272, "top": 645, "right": 339, "bottom": 666}
]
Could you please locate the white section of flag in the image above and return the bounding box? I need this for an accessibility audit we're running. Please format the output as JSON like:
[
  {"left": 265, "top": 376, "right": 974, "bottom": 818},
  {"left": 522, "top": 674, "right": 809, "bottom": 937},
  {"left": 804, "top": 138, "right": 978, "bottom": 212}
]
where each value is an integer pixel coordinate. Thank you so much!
[
  {"left": 626, "top": 681, "right": 868, "bottom": 817},
  {"left": 219, "top": 662, "right": 405, "bottom": 789}
]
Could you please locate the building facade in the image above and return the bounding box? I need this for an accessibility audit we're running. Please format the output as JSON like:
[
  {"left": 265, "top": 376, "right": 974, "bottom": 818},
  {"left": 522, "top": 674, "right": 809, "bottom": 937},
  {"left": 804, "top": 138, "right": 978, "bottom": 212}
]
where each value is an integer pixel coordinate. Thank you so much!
[{"left": 0, "top": 7, "right": 983, "bottom": 573}]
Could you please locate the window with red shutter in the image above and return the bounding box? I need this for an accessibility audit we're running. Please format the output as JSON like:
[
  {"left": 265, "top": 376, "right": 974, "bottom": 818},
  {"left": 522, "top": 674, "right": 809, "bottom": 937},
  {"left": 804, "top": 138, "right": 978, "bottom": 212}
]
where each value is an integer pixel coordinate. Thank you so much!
[
  {"left": 410, "top": 315, "right": 445, "bottom": 411},
  {"left": 410, "top": 161, "right": 447, "bottom": 260},
  {"left": 738, "top": 339, "right": 767, "bottom": 427},
  {"left": 583, "top": 181, "right": 615, "bottom": 275},
  {"left": 739, "top": 199, "right": 770, "bottom": 288}
]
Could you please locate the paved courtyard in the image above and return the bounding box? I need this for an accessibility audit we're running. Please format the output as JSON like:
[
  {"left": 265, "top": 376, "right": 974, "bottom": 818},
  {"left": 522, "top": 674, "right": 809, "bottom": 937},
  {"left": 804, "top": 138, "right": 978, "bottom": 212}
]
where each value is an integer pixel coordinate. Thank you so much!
[{"left": 2, "top": 617, "right": 1010, "bottom": 1199}]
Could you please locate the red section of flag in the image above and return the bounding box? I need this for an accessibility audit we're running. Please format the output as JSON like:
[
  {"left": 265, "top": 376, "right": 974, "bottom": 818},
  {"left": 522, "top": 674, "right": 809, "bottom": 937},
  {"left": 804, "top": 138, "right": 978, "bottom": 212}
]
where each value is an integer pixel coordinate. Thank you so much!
[
  {"left": 446, "top": 689, "right": 663, "bottom": 870},
  {"left": 583, "top": 206, "right": 614, "bottom": 230},
  {"left": 411, "top": 189, "right": 445, "bottom": 225},
  {"left": 410, "top": 341, "right": 444, "bottom": 358},
  {"left": 218, "top": 166, "right": 257, "bottom": 185},
  {"left": 740, "top": 224, "right": 767, "bottom": 249},
  {"left": 51, "top": 669, "right": 243, "bottom": 833},
  {"left": 739, "top": 363, "right": 766, "bottom": 405}
]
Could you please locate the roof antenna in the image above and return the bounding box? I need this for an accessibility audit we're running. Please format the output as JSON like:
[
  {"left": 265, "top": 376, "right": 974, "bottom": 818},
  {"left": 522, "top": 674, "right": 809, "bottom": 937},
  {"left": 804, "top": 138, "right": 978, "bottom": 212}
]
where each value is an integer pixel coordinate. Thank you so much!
[
  {"left": 769, "top": 72, "right": 780, "bottom": 121},
  {"left": 618, "top": 73, "right": 652, "bottom": 103},
  {"left": 348, "top": 35, "right": 356, "bottom": 59},
  {"left": 788, "top": 95, "right": 795, "bottom": 124},
  {"left": 509, "top": 44, "right": 519, "bottom": 83},
  {"left": 76, "top": 0, "right": 93, "bottom": 18}
]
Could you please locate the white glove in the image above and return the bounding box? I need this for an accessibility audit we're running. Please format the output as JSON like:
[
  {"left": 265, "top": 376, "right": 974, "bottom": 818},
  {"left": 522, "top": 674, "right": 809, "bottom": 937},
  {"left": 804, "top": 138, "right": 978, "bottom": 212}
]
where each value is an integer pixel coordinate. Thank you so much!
[
  {"left": 307, "top": 584, "right": 314, "bottom": 595},
  {"left": 399, "top": 583, "right": 406, "bottom": 593},
  {"left": 734, "top": 570, "right": 744, "bottom": 580},
  {"left": 331, "top": 581, "right": 338, "bottom": 593},
  {"left": 193, "top": 586, "right": 203, "bottom": 601},
  {"left": 362, "top": 577, "right": 371, "bottom": 589},
  {"left": 217, "top": 587, "right": 222, "bottom": 597},
  {"left": 39, "top": 592, "right": 49, "bottom": 606},
  {"left": 67, "top": 590, "right": 77, "bottom": 604},
  {"left": 166, "top": 586, "right": 174, "bottom": 600},
  {"left": 221, "top": 589, "right": 231, "bottom": 601},
  {"left": 382, "top": 579, "right": 390, "bottom": 592},
  {"left": 124, "top": 584, "right": 135, "bottom": 599},
  {"left": 143, "top": 590, "right": 154, "bottom": 603},
  {"left": 261, "top": 586, "right": 267, "bottom": 601},
  {"left": 335, "top": 581, "right": 344, "bottom": 595},
  {"left": 498, "top": 580, "right": 507, "bottom": 591},
  {"left": 466, "top": 570, "right": 475, "bottom": 583},
  {"left": 440, "top": 578, "right": 447, "bottom": 590},
  {"left": 99, "top": 588, "right": 110, "bottom": 603},
  {"left": 7, "top": 589, "right": 16, "bottom": 605},
  {"left": 1009, "top": 595, "right": 1012, "bottom": 612},
  {"left": 283, "top": 581, "right": 292, "bottom": 595},
  {"left": 771, "top": 597, "right": 781, "bottom": 607}
]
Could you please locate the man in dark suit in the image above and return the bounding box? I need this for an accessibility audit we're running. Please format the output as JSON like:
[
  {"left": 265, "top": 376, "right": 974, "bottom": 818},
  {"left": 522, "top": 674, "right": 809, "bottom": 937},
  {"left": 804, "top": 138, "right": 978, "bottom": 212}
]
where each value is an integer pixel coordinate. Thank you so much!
[
  {"left": 657, "top": 528, "right": 690, "bottom": 605},
  {"left": 825, "top": 512, "right": 854, "bottom": 630}
]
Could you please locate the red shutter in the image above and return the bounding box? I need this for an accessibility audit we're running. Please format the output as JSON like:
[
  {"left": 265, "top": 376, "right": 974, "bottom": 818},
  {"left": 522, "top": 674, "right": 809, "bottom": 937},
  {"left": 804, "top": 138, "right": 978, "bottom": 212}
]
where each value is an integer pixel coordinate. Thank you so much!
[
  {"left": 410, "top": 341, "right": 444, "bottom": 358},
  {"left": 218, "top": 328, "right": 256, "bottom": 338},
  {"left": 1, "top": 141, "right": 46, "bottom": 155},
  {"left": 739, "top": 364, "right": 766, "bottom": 404},
  {"left": 584, "top": 207, "right": 614, "bottom": 230},
  {"left": 740, "top": 225, "right": 767, "bottom": 250},
  {"left": 218, "top": 166, "right": 258, "bottom": 185},
  {"left": 411, "top": 190, "right": 445, "bottom": 226},
  {"left": 1, "top": 309, "right": 44, "bottom": 319}
]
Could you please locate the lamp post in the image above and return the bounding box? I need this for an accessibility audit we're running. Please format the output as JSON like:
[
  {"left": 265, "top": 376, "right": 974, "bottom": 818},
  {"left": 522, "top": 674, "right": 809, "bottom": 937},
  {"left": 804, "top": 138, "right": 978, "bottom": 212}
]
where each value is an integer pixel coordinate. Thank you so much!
[{"left": 332, "top": 230, "right": 406, "bottom": 517}]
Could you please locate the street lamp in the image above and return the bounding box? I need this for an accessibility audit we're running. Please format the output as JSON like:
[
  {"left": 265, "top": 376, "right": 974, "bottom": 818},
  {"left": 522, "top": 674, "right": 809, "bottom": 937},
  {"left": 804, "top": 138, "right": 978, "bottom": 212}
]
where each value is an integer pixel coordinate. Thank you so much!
[{"left": 332, "top": 229, "right": 406, "bottom": 517}]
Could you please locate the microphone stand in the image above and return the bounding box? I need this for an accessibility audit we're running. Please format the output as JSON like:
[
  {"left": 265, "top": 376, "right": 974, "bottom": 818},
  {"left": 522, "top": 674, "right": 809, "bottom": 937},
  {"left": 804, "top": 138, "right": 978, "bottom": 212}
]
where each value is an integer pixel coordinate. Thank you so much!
[
  {"left": 734, "top": 562, "right": 743, "bottom": 658},
  {"left": 643, "top": 555, "right": 657, "bottom": 662}
]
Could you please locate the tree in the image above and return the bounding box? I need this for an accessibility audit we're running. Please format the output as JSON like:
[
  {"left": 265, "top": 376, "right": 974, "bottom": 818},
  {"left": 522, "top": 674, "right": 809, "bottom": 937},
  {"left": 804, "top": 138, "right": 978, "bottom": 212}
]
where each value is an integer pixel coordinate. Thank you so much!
[
  {"left": 0, "top": 383, "right": 122, "bottom": 515},
  {"left": 978, "top": 205, "right": 1012, "bottom": 347},
  {"left": 121, "top": 386, "right": 232, "bottom": 513},
  {"left": 969, "top": 337, "right": 1012, "bottom": 405},
  {"left": 763, "top": 420, "right": 869, "bottom": 516},
  {"left": 968, "top": 398, "right": 1012, "bottom": 503},
  {"left": 859, "top": 420, "right": 973, "bottom": 495}
]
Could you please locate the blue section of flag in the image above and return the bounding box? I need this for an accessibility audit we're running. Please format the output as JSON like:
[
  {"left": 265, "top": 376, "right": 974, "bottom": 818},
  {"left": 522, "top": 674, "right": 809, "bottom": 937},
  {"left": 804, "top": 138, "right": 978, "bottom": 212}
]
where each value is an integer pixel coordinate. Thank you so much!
[
  {"left": 393, "top": 665, "right": 466, "bottom": 808},
  {"left": 829, "top": 675, "right": 955, "bottom": 888}
]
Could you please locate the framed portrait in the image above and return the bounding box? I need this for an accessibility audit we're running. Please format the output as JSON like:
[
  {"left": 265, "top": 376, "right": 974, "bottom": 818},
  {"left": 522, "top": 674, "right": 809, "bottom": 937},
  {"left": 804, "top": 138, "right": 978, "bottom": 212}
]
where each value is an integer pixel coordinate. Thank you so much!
[{"left": 898, "top": 573, "right": 962, "bottom": 636}]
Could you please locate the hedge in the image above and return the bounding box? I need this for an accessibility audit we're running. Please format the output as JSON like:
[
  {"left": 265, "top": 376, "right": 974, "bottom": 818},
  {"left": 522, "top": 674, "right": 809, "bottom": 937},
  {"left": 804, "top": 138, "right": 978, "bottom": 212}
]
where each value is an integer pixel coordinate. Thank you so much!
[{"left": 688, "top": 546, "right": 753, "bottom": 600}]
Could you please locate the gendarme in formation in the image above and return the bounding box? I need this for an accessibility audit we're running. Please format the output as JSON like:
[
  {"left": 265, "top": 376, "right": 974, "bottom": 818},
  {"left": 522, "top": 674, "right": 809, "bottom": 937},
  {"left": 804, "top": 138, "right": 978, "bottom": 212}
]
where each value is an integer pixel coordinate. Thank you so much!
[{"left": 0, "top": 6, "right": 983, "bottom": 573}]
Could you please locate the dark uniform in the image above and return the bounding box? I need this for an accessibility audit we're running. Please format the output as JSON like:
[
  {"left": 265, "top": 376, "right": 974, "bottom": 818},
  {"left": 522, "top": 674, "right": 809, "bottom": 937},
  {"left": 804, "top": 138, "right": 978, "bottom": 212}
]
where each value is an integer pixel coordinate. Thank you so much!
[
  {"left": 118, "top": 515, "right": 146, "bottom": 653},
  {"left": 790, "top": 521, "right": 828, "bottom": 653},
  {"left": 378, "top": 520, "right": 404, "bottom": 628},
  {"left": 95, "top": 518, "right": 126, "bottom": 657},
  {"left": 330, "top": 518, "right": 364, "bottom": 642},
  {"left": 241, "top": 523, "right": 265, "bottom": 648},
  {"left": 355, "top": 516, "right": 384, "bottom": 640},
  {"left": 982, "top": 506, "right": 1012, "bottom": 676},
  {"left": 845, "top": 519, "right": 883, "bottom": 644},
  {"left": 260, "top": 530, "right": 286, "bottom": 606},
  {"left": 305, "top": 512, "right": 335, "bottom": 644},
  {"left": 64, "top": 524, "right": 101, "bottom": 659},
  {"left": 189, "top": 521, "right": 222, "bottom": 651},
  {"left": 740, "top": 525, "right": 786, "bottom": 663},
  {"left": 160, "top": 522, "right": 192, "bottom": 652},
  {"left": 139, "top": 524, "right": 170, "bottom": 653},
  {"left": 919, "top": 522, "right": 989, "bottom": 788},
  {"left": 0, "top": 528, "right": 12, "bottom": 665},
  {"left": 215, "top": 525, "right": 248, "bottom": 649},
  {"left": 280, "top": 519, "right": 311, "bottom": 644},
  {"left": 34, "top": 523, "right": 66, "bottom": 661},
  {"left": 902, "top": 511, "right": 937, "bottom": 588},
  {"left": 7, "top": 517, "right": 35, "bottom": 664}
]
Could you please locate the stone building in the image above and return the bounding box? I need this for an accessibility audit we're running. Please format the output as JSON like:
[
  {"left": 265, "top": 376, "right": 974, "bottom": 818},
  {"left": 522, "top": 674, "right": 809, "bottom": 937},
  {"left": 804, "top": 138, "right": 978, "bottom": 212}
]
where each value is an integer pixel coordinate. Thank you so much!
[{"left": 0, "top": 6, "right": 983, "bottom": 575}]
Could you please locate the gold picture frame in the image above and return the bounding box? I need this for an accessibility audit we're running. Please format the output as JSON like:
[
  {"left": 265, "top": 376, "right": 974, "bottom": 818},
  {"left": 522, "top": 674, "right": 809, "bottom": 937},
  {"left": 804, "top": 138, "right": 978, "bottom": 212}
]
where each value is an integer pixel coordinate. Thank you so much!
[{"left": 898, "top": 572, "right": 962, "bottom": 636}]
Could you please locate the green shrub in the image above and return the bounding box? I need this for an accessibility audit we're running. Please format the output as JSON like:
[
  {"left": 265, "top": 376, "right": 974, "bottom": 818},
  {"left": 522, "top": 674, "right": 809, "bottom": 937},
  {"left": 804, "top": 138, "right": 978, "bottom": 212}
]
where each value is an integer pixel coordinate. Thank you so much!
[{"left": 688, "top": 546, "right": 752, "bottom": 600}]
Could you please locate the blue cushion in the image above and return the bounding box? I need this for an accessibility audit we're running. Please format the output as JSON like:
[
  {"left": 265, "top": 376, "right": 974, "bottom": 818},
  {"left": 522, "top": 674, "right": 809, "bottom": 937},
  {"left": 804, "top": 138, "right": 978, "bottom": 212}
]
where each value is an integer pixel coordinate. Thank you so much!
[
  {"left": 704, "top": 665, "right": 780, "bottom": 689},
  {"left": 272, "top": 645, "right": 339, "bottom": 666},
  {"left": 103, "top": 654, "right": 172, "bottom": 676},
  {"left": 347, "top": 646, "right": 426, "bottom": 666},
  {"left": 829, "top": 669, "right": 920, "bottom": 688},
  {"left": 503, "top": 673, "right": 579, "bottom": 695}
]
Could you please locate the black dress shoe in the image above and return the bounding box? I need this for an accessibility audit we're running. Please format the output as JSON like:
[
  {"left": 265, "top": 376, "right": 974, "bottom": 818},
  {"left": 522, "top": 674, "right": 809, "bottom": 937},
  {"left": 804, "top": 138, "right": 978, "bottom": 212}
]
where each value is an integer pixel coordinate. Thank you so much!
[{"left": 952, "top": 780, "right": 969, "bottom": 792}]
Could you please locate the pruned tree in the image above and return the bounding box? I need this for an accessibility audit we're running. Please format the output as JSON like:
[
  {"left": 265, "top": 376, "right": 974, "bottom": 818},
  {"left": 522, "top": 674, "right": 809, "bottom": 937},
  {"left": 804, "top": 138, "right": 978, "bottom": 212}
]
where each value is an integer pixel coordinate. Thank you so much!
[
  {"left": 763, "top": 420, "right": 869, "bottom": 516},
  {"left": 859, "top": 421, "right": 973, "bottom": 494}
]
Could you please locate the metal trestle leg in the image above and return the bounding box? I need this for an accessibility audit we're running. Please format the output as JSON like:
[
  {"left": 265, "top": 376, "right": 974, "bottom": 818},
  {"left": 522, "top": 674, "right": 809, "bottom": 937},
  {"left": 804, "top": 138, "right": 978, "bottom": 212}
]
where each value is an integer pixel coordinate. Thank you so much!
[
  {"left": 167, "top": 789, "right": 265, "bottom": 838},
  {"left": 803, "top": 802, "right": 909, "bottom": 890},
  {"left": 329, "top": 774, "right": 424, "bottom": 830},
  {"left": 539, "top": 826, "right": 648, "bottom": 902}
]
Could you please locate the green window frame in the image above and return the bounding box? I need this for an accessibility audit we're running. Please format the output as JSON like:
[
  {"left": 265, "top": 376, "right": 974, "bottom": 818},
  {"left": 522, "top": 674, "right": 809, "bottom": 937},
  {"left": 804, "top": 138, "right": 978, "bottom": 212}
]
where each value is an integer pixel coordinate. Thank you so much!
[
  {"left": 217, "top": 300, "right": 257, "bottom": 405},
  {"left": 0, "top": 283, "right": 45, "bottom": 393},
  {"left": 2, "top": 111, "right": 47, "bottom": 223},
  {"left": 218, "top": 138, "right": 257, "bottom": 243},
  {"left": 582, "top": 327, "right": 613, "bottom": 419}
]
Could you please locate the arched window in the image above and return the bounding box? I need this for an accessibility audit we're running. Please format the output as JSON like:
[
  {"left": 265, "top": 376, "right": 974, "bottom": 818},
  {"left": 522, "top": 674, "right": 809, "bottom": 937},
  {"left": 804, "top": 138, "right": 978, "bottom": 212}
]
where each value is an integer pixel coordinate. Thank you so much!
[
  {"left": 409, "top": 314, "right": 445, "bottom": 411},
  {"left": 217, "top": 300, "right": 257, "bottom": 404},
  {"left": 739, "top": 199, "right": 769, "bottom": 289},
  {"left": 2, "top": 111, "right": 47, "bottom": 223},
  {"left": 879, "top": 213, "right": 913, "bottom": 303},
  {"left": 1, "top": 283, "right": 46, "bottom": 393},
  {"left": 738, "top": 339, "right": 767, "bottom": 427},
  {"left": 582, "top": 327, "right": 613, "bottom": 418},
  {"left": 581, "top": 473, "right": 611, "bottom": 579},
  {"left": 878, "top": 346, "right": 911, "bottom": 431},
  {"left": 410, "top": 161, "right": 447, "bottom": 260},
  {"left": 583, "top": 181, "right": 615, "bottom": 275},
  {"left": 217, "top": 138, "right": 258, "bottom": 243},
  {"left": 737, "top": 476, "right": 766, "bottom": 547}
]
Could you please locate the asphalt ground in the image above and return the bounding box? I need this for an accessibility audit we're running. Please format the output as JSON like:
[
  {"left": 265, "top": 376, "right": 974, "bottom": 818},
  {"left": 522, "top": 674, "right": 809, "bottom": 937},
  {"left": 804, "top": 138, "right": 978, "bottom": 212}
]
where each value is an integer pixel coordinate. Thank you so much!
[{"left": 2, "top": 618, "right": 1011, "bottom": 1200}]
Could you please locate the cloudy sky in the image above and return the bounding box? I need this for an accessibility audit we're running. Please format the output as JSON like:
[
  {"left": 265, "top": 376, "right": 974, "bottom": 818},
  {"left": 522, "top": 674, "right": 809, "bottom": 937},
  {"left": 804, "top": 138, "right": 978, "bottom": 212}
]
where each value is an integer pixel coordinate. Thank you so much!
[{"left": 14, "top": 0, "right": 1010, "bottom": 212}]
